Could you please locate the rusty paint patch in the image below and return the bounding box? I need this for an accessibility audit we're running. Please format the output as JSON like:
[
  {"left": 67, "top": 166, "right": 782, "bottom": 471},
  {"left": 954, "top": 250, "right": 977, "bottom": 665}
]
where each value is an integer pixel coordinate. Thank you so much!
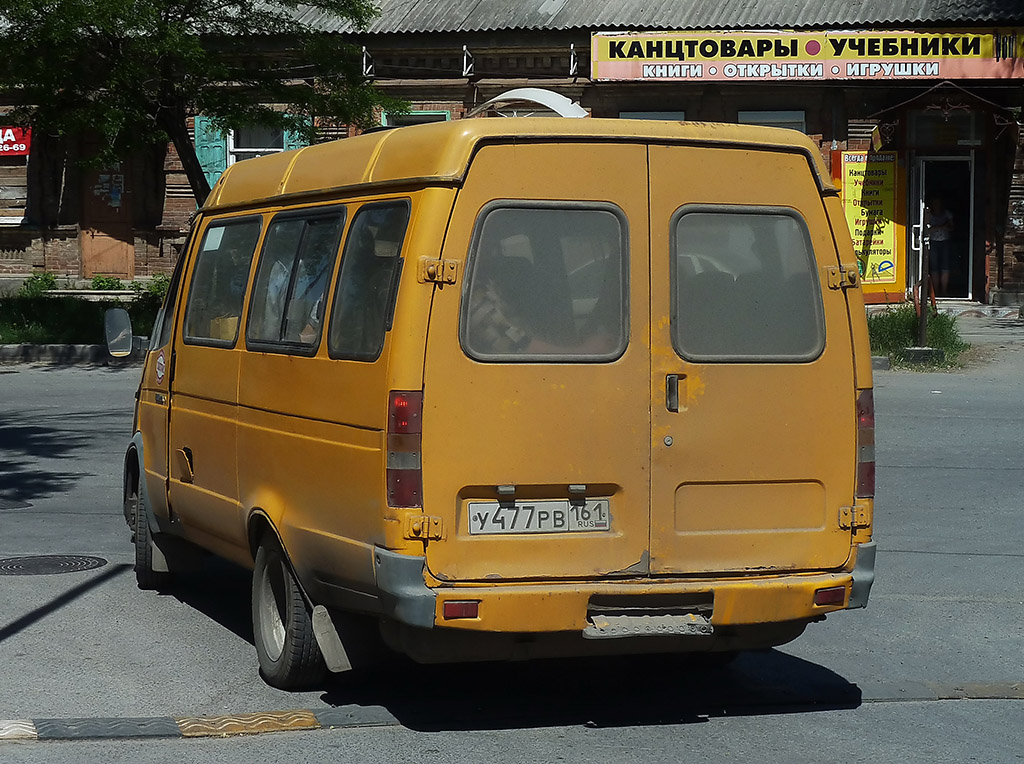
[
  {"left": 610, "top": 549, "right": 650, "bottom": 576},
  {"left": 176, "top": 710, "right": 320, "bottom": 738}
]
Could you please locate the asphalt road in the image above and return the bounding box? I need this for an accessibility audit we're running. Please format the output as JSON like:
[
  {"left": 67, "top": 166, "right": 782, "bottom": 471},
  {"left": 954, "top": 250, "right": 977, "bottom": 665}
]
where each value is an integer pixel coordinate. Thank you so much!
[{"left": 1, "top": 318, "right": 1022, "bottom": 762}]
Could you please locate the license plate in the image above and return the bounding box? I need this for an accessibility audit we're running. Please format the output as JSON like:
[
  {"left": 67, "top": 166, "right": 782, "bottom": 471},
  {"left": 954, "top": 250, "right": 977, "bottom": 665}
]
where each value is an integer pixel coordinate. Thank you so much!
[{"left": 467, "top": 499, "right": 611, "bottom": 535}]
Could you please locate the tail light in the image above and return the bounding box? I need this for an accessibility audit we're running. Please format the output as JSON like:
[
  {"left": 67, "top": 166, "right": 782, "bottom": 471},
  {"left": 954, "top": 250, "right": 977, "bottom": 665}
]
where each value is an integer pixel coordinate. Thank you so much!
[
  {"left": 856, "top": 389, "right": 875, "bottom": 498},
  {"left": 387, "top": 391, "right": 422, "bottom": 507}
]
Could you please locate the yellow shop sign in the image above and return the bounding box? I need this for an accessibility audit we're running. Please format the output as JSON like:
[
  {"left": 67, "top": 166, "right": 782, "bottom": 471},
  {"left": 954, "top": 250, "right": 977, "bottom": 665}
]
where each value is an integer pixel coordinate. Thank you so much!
[{"left": 592, "top": 29, "right": 1024, "bottom": 81}]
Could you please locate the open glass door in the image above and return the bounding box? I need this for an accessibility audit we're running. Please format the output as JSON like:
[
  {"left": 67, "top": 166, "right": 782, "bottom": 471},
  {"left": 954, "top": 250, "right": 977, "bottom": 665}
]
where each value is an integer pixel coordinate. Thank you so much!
[{"left": 911, "top": 156, "right": 975, "bottom": 299}]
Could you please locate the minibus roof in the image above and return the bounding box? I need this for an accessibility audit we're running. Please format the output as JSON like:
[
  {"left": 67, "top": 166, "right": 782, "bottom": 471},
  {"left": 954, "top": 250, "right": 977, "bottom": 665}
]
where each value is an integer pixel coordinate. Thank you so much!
[{"left": 203, "top": 118, "right": 836, "bottom": 211}]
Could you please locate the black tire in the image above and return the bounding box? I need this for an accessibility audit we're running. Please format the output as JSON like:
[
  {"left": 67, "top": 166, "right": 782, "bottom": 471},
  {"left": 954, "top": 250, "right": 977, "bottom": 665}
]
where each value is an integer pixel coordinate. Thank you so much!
[
  {"left": 251, "top": 537, "right": 326, "bottom": 689},
  {"left": 128, "top": 478, "right": 170, "bottom": 591}
]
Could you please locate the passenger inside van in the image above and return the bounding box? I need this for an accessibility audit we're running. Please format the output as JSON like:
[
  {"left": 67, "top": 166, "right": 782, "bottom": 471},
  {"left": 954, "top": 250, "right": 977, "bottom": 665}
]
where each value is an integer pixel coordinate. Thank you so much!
[{"left": 465, "top": 209, "right": 624, "bottom": 358}]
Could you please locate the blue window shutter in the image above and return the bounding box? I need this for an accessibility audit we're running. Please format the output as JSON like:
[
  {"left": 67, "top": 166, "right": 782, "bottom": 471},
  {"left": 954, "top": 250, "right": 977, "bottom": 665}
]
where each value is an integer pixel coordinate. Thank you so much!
[
  {"left": 194, "top": 116, "right": 227, "bottom": 187},
  {"left": 284, "top": 115, "right": 313, "bottom": 151}
]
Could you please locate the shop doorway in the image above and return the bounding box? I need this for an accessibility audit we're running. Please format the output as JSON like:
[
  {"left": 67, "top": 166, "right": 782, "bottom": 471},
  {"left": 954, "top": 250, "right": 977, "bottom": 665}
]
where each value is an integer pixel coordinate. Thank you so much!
[{"left": 910, "top": 156, "right": 974, "bottom": 299}]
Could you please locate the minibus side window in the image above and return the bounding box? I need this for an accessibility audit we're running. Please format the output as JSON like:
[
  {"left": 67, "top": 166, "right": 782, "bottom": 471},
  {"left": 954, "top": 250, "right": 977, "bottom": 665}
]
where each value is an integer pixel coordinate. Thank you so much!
[
  {"left": 182, "top": 218, "right": 262, "bottom": 347},
  {"left": 247, "top": 210, "right": 346, "bottom": 351},
  {"left": 670, "top": 206, "right": 825, "bottom": 362},
  {"left": 460, "top": 202, "right": 628, "bottom": 362},
  {"left": 148, "top": 234, "right": 190, "bottom": 351},
  {"left": 328, "top": 201, "right": 410, "bottom": 362}
]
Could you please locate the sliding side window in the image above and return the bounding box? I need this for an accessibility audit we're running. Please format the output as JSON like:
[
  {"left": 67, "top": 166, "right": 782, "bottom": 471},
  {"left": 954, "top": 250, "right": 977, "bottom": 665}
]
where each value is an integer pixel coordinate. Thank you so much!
[{"left": 247, "top": 208, "right": 346, "bottom": 353}]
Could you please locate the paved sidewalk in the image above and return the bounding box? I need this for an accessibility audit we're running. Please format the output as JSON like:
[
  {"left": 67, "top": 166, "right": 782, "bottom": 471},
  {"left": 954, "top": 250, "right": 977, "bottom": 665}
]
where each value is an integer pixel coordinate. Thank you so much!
[{"left": 952, "top": 314, "right": 1024, "bottom": 347}]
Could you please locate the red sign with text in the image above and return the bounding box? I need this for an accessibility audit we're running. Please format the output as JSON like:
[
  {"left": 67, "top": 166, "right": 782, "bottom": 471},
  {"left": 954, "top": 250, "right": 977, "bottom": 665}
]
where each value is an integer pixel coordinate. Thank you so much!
[{"left": 0, "top": 127, "right": 31, "bottom": 156}]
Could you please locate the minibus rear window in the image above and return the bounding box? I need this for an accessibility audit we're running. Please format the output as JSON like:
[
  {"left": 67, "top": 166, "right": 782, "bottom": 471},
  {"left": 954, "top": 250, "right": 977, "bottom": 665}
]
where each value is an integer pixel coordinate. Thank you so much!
[
  {"left": 183, "top": 218, "right": 262, "bottom": 347},
  {"left": 670, "top": 206, "right": 825, "bottom": 362},
  {"left": 461, "top": 202, "right": 628, "bottom": 363},
  {"left": 328, "top": 201, "right": 410, "bottom": 362}
]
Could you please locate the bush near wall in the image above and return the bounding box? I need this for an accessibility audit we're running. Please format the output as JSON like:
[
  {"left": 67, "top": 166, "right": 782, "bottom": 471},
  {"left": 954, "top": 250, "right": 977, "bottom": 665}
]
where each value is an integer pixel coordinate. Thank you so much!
[
  {"left": 867, "top": 303, "right": 969, "bottom": 366},
  {"left": 0, "top": 294, "right": 162, "bottom": 344}
]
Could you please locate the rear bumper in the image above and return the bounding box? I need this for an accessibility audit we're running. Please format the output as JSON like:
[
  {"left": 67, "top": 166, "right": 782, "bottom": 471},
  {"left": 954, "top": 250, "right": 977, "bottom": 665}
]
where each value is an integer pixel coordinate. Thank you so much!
[{"left": 374, "top": 541, "right": 877, "bottom": 633}]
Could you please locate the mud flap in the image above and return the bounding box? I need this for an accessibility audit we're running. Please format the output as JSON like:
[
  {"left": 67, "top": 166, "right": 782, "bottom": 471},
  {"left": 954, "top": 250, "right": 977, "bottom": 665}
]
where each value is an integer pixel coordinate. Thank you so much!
[{"left": 312, "top": 605, "right": 354, "bottom": 673}]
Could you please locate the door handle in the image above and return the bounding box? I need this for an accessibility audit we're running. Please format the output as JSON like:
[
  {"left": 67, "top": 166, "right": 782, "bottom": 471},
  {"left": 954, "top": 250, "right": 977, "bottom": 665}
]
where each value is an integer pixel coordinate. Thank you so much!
[
  {"left": 911, "top": 223, "right": 923, "bottom": 253},
  {"left": 155, "top": 393, "right": 166, "bottom": 405},
  {"left": 666, "top": 374, "right": 680, "bottom": 412}
]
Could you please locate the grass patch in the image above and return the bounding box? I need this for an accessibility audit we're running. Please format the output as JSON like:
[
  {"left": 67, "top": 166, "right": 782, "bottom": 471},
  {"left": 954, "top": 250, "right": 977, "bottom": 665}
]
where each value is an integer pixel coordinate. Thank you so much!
[
  {"left": 0, "top": 294, "right": 162, "bottom": 344},
  {"left": 867, "top": 303, "right": 969, "bottom": 368}
]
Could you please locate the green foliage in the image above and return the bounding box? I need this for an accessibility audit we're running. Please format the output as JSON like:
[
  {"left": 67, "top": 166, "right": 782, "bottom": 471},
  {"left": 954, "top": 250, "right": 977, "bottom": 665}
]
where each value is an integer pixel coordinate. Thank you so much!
[
  {"left": 130, "top": 273, "right": 171, "bottom": 300},
  {"left": 0, "top": 0, "right": 402, "bottom": 202},
  {"left": 0, "top": 295, "right": 159, "bottom": 344},
  {"left": 90, "top": 275, "right": 124, "bottom": 290},
  {"left": 17, "top": 271, "right": 57, "bottom": 297},
  {"left": 867, "top": 304, "right": 969, "bottom": 366}
]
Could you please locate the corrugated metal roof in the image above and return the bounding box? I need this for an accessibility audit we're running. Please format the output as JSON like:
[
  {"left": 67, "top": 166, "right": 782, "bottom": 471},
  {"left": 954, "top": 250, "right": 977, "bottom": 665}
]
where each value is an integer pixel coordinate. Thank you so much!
[{"left": 292, "top": 0, "right": 1024, "bottom": 35}]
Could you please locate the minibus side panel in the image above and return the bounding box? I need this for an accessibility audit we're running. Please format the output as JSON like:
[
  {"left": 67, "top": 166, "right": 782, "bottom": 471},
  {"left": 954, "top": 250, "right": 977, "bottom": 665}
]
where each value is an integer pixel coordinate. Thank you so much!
[
  {"left": 823, "top": 194, "right": 875, "bottom": 392},
  {"left": 648, "top": 145, "right": 856, "bottom": 575},
  {"left": 421, "top": 142, "right": 652, "bottom": 582},
  {"left": 167, "top": 214, "right": 262, "bottom": 559},
  {"left": 136, "top": 242, "right": 189, "bottom": 522},
  {"left": 235, "top": 190, "right": 453, "bottom": 604}
]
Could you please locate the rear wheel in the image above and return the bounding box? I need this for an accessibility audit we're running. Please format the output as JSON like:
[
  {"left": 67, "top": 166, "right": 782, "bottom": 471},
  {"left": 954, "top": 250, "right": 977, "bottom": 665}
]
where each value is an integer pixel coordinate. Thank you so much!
[
  {"left": 127, "top": 478, "right": 169, "bottom": 590},
  {"left": 252, "top": 536, "right": 326, "bottom": 689}
]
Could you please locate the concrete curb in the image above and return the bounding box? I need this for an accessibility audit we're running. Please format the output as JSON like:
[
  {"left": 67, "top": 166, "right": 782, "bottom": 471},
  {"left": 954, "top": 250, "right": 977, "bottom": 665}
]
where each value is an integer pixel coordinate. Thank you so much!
[
  {"left": 864, "top": 304, "right": 1021, "bottom": 318},
  {"left": 2, "top": 681, "right": 1022, "bottom": 742},
  {"left": 0, "top": 708, "right": 397, "bottom": 742},
  {"left": 0, "top": 344, "right": 144, "bottom": 365}
]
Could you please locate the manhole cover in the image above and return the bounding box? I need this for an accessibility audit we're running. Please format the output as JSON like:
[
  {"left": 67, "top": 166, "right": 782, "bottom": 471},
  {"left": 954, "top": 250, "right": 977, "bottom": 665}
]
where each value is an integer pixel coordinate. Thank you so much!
[
  {"left": 0, "top": 555, "right": 108, "bottom": 576},
  {"left": 0, "top": 497, "right": 32, "bottom": 511}
]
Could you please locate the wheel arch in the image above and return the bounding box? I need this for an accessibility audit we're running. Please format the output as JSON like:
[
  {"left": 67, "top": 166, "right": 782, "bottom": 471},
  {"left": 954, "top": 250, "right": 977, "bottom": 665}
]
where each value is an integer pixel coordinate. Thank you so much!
[
  {"left": 247, "top": 509, "right": 281, "bottom": 562},
  {"left": 247, "top": 507, "right": 316, "bottom": 611},
  {"left": 123, "top": 433, "right": 145, "bottom": 524}
]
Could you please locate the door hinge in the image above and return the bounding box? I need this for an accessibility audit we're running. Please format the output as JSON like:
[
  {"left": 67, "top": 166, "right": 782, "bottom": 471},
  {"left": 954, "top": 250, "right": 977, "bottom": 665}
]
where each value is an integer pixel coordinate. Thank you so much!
[
  {"left": 404, "top": 514, "right": 445, "bottom": 541},
  {"left": 418, "top": 257, "right": 458, "bottom": 285},
  {"left": 825, "top": 264, "right": 860, "bottom": 290},
  {"left": 839, "top": 503, "right": 871, "bottom": 530}
]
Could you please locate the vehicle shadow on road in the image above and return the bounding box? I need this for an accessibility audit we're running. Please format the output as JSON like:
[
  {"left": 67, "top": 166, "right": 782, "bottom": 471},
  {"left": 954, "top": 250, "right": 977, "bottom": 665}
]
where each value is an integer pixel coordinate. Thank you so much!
[
  {"left": 164, "top": 559, "right": 861, "bottom": 731},
  {"left": 317, "top": 648, "right": 861, "bottom": 731},
  {"left": 166, "top": 559, "right": 255, "bottom": 643}
]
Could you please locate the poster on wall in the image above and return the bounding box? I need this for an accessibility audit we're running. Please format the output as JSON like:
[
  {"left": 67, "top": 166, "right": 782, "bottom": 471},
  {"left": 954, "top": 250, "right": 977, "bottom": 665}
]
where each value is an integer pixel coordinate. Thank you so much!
[
  {"left": 840, "top": 152, "right": 898, "bottom": 284},
  {"left": 592, "top": 29, "right": 1024, "bottom": 82}
]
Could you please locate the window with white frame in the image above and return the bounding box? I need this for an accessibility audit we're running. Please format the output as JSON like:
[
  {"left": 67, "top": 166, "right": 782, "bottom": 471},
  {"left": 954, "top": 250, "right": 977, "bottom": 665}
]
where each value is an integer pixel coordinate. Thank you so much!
[
  {"left": 619, "top": 111, "right": 686, "bottom": 121},
  {"left": 382, "top": 110, "right": 450, "bottom": 127},
  {"left": 227, "top": 125, "right": 285, "bottom": 165},
  {"left": 737, "top": 110, "right": 806, "bottom": 133}
]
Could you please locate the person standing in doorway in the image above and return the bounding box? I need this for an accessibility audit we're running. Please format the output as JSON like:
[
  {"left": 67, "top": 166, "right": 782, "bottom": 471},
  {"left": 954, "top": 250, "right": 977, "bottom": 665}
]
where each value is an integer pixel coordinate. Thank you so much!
[{"left": 926, "top": 196, "right": 954, "bottom": 296}]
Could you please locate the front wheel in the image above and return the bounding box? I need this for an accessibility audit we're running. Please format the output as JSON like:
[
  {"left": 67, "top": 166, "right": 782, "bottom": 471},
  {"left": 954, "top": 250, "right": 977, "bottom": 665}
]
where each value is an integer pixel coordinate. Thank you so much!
[
  {"left": 127, "top": 479, "right": 169, "bottom": 591},
  {"left": 252, "top": 537, "right": 326, "bottom": 689}
]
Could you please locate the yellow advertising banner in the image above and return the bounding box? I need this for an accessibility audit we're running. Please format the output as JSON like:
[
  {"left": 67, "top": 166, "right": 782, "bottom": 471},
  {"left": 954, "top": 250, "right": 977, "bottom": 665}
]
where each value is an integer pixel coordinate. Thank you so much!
[
  {"left": 841, "top": 152, "right": 899, "bottom": 285},
  {"left": 592, "top": 29, "right": 1024, "bottom": 81}
]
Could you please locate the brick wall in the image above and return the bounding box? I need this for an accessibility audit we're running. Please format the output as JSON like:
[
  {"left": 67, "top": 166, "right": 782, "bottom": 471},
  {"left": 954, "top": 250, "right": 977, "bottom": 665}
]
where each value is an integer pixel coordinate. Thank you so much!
[
  {"left": 0, "top": 227, "right": 80, "bottom": 275},
  {"left": 992, "top": 142, "right": 1024, "bottom": 299}
]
